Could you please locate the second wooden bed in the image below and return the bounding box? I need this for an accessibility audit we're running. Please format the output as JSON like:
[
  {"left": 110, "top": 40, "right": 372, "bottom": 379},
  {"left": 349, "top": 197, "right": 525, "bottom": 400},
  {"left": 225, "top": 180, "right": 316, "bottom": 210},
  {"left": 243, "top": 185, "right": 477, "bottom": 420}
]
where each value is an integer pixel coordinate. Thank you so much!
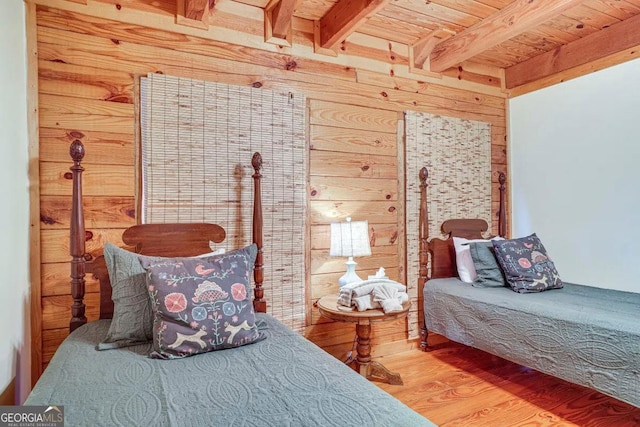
[{"left": 418, "top": 166, "right": 640, "bottom": 408}]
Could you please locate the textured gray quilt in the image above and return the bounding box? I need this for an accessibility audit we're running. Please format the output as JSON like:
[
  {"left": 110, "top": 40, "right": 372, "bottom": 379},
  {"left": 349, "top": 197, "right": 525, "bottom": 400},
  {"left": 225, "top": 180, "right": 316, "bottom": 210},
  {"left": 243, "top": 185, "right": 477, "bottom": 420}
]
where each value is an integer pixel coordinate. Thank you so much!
[
  {"left": 424, "top": 278, "right": 640, "bottom": 407},
  {"left": 27, "top": 314, "right": 435, "bottom": 426}
]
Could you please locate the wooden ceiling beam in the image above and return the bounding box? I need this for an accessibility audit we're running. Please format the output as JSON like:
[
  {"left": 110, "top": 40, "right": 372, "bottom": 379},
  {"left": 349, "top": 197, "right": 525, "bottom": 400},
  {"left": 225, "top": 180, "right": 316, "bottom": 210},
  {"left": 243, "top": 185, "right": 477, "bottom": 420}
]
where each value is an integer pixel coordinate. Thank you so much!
[
  {"left": 429, "top": 0, "right": 586, "bottom": 73},
  {"left": 271, "top": 0, "right": 297, "bottom": 38},
  {"left": 318, "top": 0, "right": 390, "bottom": 51},
  {"left": 264, "top": 0, "right": 298, "bottom": 46},
  {"left": 176, "top": 0, "right": 214, "bottom": 29},
  {"left": 505, "top": 13, "right": 640, "bottom": 89},
  {"left": 411, "top": 29, "right": 456, "bottom": 70}
]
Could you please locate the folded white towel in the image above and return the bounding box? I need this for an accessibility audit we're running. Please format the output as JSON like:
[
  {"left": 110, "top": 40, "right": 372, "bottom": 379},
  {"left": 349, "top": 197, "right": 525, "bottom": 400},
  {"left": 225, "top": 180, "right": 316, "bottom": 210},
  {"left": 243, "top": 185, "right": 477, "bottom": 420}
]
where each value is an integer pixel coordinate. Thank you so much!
[
  {"left": 352, "top": 294, "right": 377, "bottom": 311},
  {"left": 338, "top": 279, "right": 407, "bottom": 313},
  {"left": 373, "top": 284, "right": 405, "bottom": 313},
  {"left": 351, "top": 291, "right": 408, "bottom": 313},
  {"left": 338, "top": 278, "right": 404, "bottom": 307}
]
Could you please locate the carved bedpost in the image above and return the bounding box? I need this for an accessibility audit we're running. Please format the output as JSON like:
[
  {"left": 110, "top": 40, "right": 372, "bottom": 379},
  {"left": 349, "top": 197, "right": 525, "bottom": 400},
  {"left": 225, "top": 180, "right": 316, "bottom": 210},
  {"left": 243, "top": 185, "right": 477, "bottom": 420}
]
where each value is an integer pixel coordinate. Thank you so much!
[
  {"left": 251, "top": 152, "right": 266, "bottom": 313},
  {"left": 498, "top": 172, "right": 506, "bottom": 238},
  {"left": 69, "top": 140, "right": 87, "bottom": 331},
  {"left": 418, "top": 166, "right": 430, "bottom": 351}
]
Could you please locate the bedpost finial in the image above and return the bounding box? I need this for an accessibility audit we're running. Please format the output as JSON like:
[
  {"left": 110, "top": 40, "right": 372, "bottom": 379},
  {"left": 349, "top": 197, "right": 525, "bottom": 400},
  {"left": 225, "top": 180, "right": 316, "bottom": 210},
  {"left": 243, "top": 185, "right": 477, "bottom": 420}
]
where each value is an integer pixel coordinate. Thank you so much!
[
  {"left": 252, "top": 152, "right": 262, "bottom": 171},
  {"left": 498, "top": 171, "right": 506, "bottom": 185},
  {"left": 70, "top": 139, "right": 85, "bottom": 163},
  {"left": 419, "top": 166, "right": 429, "bottom": 184}
]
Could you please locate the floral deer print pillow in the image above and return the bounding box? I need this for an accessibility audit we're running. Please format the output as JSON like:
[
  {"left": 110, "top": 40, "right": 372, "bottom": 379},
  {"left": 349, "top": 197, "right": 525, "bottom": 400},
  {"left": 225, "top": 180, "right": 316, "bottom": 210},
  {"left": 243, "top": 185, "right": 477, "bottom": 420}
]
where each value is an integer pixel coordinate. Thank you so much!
[
  {"left": 492, "top": 233, "right": 563, "bottom": 293},
  {"left": 142, "top": 244, "right": 265, "bottom": 359}
]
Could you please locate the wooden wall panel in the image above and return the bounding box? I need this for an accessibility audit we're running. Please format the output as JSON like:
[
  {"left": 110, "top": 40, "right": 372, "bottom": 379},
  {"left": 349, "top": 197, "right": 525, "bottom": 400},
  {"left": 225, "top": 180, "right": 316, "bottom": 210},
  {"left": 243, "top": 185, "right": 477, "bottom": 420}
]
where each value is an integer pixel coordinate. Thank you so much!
[
  {"left": 32, "top": 5, "right": 507, "bottom": 379},
  {"left": 39, "top": 128, "right": 134, "bottom": 166},
  {"left": 40, "top": 196, "right": 136, "bottom": 229},
  {"left": 310, "top": 152, "right": 398, "bottom": 179},
  {"left": 307, "top": 99, "right": 402, "bottom": 357},
  {"left": 311, "top": 245, "right": 399, "bottom": 275},
  {"left": 309, "top": 176, "right": 398, "bottom": 201},
  {"left": 38, "top": 59, "right": 135, "bottom": 102},
  {"left": 41, "top": 262, "right": 100, "bottom": 297},
  {"left": 42, "top": 328, "right": 70, "bottom": 364},
  {"left": 354, "top": 69, "right": 506, "bottom": 109},
  {"left": 310, "top": 125, "right": 397, "bottom": 155},
  {"left": 42, "top": 293, "right": 101, "bottom": 330},
  {"left": 37, "top": 8, "right": 356, "bottom": 81},
  {"left": 309, "top": 99, "right": 398, "bottom": 131},
  {"left": 40, "top": 228, "right": 127, "bottom": 263},
  {"left": 39, "top": 93, "right": 133, "bottom": 117},
  {"left": 309, "top": 204, "right": 398, "bottom": 230},
  {"left": 35, "top": 7, "right": 506, "bottom": 121},
  {"left": 40, "top": 162, "right": 134, "bottom": 196},
  {"left": 39, "top": 113, "right": 133, "bottom": 135}
]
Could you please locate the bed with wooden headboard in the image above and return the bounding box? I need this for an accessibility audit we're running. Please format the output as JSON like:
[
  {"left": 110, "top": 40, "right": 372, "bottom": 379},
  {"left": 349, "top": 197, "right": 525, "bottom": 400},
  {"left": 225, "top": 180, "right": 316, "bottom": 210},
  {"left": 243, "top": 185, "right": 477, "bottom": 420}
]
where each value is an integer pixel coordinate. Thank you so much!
[
  {"left": 25, "top": 140, "right": 435, "bottom": 426},
  {"left": 417, "top": 166, "right": 640, "bottom": 408}
]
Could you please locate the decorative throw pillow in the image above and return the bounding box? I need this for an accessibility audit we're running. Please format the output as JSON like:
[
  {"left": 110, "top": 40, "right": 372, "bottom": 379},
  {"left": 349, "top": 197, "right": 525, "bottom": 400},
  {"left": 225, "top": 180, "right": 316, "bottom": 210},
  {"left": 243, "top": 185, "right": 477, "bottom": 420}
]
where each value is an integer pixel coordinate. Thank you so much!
[
  {"left": 453, "top": 236, "right": 503, "bottom": 283},
  {"left": 97, "top": 243, "right": 162, "bottom": 350},
  {"left": 142, "top": 244, "right": 265, "bottom": 359},
  {"left": 98, "top": 243, "right": 235, "bottom": 351},
  {"left": 468, "top": 241, "right": 507, "bottom": 288},
  {"left": 492, "top": 233, "right": 563, "bottom": 293}
]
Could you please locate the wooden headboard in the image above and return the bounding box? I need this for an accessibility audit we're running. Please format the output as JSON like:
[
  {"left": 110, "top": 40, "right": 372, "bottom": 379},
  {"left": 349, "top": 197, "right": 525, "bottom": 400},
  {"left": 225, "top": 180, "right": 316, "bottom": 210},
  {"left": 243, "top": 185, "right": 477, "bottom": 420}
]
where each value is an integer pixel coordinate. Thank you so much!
[
  {"left": 68, "top": 140, "right": 266, "bottom": 332},
  {"left": 417, "top": 166, "right": 506, "bottom": 350}
]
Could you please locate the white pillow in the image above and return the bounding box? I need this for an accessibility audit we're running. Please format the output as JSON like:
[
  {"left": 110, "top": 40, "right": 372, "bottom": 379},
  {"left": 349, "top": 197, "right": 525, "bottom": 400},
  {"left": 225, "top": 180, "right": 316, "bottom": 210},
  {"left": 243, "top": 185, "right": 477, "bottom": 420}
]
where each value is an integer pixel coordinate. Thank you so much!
[
  {"left": 196, "top": 247, "right": 226, "bottom": 257},
  {"left": 452, "top": 236, "right": 503, "bottom": 282}
]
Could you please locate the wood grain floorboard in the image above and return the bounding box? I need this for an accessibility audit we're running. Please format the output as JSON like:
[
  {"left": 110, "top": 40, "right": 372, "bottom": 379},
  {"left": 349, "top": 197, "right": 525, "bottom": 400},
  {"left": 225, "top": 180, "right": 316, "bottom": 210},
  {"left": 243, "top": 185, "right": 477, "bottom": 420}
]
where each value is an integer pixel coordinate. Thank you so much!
[{"left": 374, "top": 342, "right": 640, "bottom": 426}]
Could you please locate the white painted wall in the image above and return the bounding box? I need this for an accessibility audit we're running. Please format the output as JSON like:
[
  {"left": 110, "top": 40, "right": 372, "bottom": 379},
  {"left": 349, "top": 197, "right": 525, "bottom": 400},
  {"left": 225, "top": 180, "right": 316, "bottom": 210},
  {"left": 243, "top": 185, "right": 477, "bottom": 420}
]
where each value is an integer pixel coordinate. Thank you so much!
[
  {"left": 0, "top": 0, "right": 30, "bottom": 403},
  {"left": 509, "top": 57, "right": 640, "bottom": 293}
]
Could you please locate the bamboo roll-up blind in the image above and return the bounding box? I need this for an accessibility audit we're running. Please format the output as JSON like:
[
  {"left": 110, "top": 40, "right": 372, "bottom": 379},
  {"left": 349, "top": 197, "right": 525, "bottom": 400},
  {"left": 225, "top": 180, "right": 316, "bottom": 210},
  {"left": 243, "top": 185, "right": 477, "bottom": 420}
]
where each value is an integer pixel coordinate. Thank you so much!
[
  {"left": 140, "top": 74, "right": 307, "bottom": 331},
  {"left": 405, "top": 111, "right": 492, "bottom": 338}
]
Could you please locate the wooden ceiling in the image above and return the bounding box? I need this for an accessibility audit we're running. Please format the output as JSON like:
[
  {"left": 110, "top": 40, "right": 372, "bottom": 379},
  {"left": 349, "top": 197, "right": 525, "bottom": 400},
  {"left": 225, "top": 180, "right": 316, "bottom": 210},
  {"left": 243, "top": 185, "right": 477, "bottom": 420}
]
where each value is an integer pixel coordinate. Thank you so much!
[{"left": 175, "top": 0, "right": 640, "bottom": 93}]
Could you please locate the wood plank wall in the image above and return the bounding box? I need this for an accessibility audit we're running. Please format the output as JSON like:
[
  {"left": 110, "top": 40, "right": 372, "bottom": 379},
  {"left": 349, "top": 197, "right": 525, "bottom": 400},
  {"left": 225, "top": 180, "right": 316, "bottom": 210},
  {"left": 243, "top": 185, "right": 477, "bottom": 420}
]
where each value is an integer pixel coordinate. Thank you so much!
[
  {"left": 32, "top": 4, "right": 507, "bottom": 379},
  {"left": 307, "top": 101, "right": 404, "bottom": 359}
]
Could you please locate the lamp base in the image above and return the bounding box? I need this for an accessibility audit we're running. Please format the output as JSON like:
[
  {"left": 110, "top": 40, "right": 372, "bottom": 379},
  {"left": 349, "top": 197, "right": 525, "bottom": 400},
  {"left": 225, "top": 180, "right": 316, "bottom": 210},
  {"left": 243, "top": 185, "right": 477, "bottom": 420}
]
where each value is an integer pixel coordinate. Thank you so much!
[{"left": 338, "top": 257, "right": 362, "bottom": 286}]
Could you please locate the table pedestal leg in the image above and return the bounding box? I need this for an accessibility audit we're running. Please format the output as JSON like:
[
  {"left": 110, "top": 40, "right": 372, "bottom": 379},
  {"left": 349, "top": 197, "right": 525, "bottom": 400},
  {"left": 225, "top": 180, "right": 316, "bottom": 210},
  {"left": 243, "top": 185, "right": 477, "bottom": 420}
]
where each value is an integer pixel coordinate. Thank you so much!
[{"left": 354, "top": 323, "right": 403, "bottom": 385}]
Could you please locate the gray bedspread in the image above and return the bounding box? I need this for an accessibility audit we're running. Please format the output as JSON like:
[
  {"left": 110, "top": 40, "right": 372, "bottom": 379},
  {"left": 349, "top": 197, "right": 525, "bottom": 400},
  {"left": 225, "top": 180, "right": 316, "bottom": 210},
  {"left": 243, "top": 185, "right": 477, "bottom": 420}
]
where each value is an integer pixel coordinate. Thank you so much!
[
  {"left": 27, "top": 314, "right": 435, "bottom": 426},
  {"left": 424, "top": 278, "right": 640, "bottom": 407}
]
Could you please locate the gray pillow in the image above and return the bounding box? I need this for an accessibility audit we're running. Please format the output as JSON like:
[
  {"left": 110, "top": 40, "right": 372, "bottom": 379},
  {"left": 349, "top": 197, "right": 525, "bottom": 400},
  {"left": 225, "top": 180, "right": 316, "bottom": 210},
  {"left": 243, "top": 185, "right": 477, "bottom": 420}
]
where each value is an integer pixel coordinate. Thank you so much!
[
  {"left": 468, "top": 241, "right": 507, "bottom": 288},
  {"left": 97, "top": 243, "right": 161, "bottom": 350},
  {"left": 98, "top": 243, "right": 254, "bottom": 350}
]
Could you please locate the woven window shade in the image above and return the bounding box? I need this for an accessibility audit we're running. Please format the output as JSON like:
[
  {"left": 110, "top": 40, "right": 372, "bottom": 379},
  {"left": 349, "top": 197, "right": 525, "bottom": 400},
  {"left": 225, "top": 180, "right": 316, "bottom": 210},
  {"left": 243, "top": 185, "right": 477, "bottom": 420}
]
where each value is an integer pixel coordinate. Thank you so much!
[
  {"left": 140, "top": 74, "right": 307, "bottom": 331},
  {"left": 405, "top": 111, "right": 492, "bottom": 339}
]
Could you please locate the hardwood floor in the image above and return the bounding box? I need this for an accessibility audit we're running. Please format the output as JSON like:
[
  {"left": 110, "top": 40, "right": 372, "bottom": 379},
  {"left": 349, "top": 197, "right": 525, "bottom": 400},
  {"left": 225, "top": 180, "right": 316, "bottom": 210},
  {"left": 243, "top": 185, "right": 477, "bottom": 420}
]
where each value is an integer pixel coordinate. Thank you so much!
[{"left": 373, "top": 341, "right": 640, "bottom": 426}]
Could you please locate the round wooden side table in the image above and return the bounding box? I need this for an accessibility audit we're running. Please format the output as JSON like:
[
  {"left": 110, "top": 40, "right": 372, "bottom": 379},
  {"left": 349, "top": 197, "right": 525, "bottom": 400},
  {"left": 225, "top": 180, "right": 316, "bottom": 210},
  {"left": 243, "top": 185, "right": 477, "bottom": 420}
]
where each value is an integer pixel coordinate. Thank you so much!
[{"left": 316, "top": 294, "right": 411, "bottom": 385}]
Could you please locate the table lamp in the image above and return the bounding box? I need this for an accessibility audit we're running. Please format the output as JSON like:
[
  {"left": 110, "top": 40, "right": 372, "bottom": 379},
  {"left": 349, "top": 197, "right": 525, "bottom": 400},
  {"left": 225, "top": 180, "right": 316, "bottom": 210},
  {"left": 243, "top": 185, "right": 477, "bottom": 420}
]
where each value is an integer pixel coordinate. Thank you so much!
[{"left": 330, "top": 217, "right": 371, "bottom": 286}]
